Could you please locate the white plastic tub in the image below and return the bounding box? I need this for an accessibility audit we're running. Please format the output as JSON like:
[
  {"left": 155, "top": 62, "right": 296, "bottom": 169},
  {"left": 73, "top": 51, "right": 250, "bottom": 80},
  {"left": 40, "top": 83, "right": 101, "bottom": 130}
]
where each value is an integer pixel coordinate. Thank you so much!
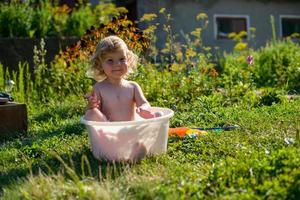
[{"left": 80, "top": 107, "right": 174, "bottom": 162}]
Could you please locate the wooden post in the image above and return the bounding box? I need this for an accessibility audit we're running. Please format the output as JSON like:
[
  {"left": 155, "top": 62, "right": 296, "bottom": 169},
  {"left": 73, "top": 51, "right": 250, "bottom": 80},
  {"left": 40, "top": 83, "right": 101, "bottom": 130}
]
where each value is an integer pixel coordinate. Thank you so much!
[{"left": 0, "top": 102, "right": 28, "bottom": 140}]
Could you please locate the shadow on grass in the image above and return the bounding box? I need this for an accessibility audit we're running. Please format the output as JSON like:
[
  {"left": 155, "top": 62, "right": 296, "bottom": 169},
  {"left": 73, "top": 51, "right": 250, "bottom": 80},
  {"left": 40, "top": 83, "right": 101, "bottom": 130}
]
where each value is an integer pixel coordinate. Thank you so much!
[
  {"left": 33, "top": 121, "right": 86, "bottom": 141},
  {"left": 0, "top": 121, "right": 86, "bottom": 147},
  {"left": 0, "top": 104, "right": 136, "bottom": 194},
  {"left": 0, "top": 118, "right": 90, "bottom": 193},
  {"left": 31, "top": 104, "right": 85, "bottom": 123},
  {"left": 0, "top": 131, "right": 27, "bottom": 144},
  {"left": 1, "top": 103, "right": 85, "bottom": 144},
  {"left": 0, "top": 146, "right": 133, "bottom": 194}
]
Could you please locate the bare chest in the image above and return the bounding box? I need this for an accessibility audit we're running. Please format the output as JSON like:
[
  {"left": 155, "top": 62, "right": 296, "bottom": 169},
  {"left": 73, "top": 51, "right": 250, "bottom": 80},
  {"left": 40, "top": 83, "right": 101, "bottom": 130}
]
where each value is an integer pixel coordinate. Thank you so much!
[{"left": 101, "top": 87, "right": 135, "bottom": 109}]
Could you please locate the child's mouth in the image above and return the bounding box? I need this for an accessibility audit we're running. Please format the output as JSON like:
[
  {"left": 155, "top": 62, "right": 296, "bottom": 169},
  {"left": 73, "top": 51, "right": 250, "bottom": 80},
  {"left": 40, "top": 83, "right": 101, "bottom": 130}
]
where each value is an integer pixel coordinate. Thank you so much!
[{"left": 113, "top": 69, "right": 122, "bottom": 72}]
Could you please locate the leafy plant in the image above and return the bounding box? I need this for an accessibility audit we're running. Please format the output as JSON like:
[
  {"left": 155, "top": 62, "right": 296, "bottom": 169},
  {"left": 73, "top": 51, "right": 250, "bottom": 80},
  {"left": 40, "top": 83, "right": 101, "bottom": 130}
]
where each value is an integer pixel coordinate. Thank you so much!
[
  {"left": 0, "top": 1, "right": 125, "bottom": 37},
  {"left": 64, "top": 3, "right": 96, "bottom": 36},
  {"left": 259, "top": 89, "right": 282, "bottom": 106},
  {"left": 0, "top": 1, "right": 34, "bottom": 37},
  {"left": 253, "top": 40, "right": 300, "bottom": 92}
]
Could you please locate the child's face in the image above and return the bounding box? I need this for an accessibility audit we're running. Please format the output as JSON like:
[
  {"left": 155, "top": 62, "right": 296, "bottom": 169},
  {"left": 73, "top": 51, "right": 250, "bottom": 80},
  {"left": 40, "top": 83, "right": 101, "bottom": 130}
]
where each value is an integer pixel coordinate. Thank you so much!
[{"left": 102, "top": 49, "right": 128, "bottom": 79}]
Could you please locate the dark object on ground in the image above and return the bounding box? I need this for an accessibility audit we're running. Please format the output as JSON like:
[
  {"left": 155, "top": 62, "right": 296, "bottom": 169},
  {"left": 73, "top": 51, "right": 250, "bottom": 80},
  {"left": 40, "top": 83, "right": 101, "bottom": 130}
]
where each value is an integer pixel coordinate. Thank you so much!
[
  {"left": 194, "top": 125, "right": 240, "bottom": 131},
  {"left": 0, "top": 92, "right": 14, "bottom": 102},
  {"left": 0, "top": 102, "right": 28, "bottom": 142},
  {"left": 0, "top": 97, "right": 8, "bottom": 105}
]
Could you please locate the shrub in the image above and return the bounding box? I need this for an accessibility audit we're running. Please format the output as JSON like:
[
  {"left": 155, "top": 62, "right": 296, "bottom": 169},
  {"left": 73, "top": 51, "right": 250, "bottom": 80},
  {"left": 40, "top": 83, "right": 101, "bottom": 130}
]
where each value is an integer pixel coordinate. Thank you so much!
[
  {"left": 0, "top": 1, "right": 34, "bottom": 37},
  {"left": 64, "top": 3, "right": 96, "bottom": 36},
  {"left": 31, "top": 1, "right": 58, "bottom": 37},
  {"left": 0, "top": 1, "right": 125, "bottom": 37},
  {"left": 219, "top": 38, "right": 300, "bottom": 97},
  {"left": 253, "top": 40, "right": 300, "bottom": 92}
]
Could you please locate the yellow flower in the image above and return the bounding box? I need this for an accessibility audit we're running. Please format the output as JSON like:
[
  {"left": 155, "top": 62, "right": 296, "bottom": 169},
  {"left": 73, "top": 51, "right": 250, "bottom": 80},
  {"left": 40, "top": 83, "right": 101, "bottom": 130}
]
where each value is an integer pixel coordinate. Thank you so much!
[
  {"left": 191, "top": 28, "right": 202, "bottom": 37},
  {"left": 186, "top": 48, "right": 197, "bottom": 58},
  {"left": 159, "top": 8, "right": 166, "bottom": 13},
  {"left": 170, "top": 62, "right": 182, "bottom": 72},
  {"left": 143, "top": 25, "right": 157, "bottom": 35},
  {"left": 140, "top": 13, "right": 157, "bottom": 22},
  {"left": 234, "top": 42, "right": 248, "bottom": 51},
  {"left": 228, "top": 32, "right": 237, "bottom": 39},
  {"left": 237, "top": 31, "right": 247, "bottom": 38},
  {"left": 196, "top": 13, "right": 207, "bottom": 21}
]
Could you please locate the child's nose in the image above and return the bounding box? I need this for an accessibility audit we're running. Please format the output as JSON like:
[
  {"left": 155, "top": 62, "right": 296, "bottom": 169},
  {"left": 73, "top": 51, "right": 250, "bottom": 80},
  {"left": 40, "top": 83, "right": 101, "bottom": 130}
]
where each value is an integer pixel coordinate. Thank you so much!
[
  {"left": 109, "top": 61, "right": 120, "bottom": 66},
  {"left": 113, "top": 60, "right": 127, "bottom": 66},
  {"left": 115, "top": 61, "right": 122, "bottom": 65}
]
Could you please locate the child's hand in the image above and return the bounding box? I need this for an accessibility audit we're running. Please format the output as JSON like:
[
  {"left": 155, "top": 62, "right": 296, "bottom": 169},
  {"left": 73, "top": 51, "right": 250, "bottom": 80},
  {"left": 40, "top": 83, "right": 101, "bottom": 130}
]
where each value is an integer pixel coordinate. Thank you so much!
[
  {"left": 85, "top": 90, "right": 100, "bottom": 109},
  {"left": 136, "top": 105, "right": 155, "bottom": 119}
]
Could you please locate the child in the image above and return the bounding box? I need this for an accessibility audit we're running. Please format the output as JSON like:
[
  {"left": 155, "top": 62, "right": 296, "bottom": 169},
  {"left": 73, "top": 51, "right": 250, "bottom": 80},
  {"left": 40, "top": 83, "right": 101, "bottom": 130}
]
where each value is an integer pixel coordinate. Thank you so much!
[{"left": 84, "top": 35, "right": 161, "bottom": 122}]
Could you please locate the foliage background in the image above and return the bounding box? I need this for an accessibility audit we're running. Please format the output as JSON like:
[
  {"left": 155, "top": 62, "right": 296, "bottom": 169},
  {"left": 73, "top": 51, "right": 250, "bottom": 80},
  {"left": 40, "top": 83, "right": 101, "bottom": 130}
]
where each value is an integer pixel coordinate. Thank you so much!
[
  {"left": 0, "top": 0, "right": 127, "bottom": 37},
  {"left": 0, "top": 1, "right": 299, "bottom": 199}
]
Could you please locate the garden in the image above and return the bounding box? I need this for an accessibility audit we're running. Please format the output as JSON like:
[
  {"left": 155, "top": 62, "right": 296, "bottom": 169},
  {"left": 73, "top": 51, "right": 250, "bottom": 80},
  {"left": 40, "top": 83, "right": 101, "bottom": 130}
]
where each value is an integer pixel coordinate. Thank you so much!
[{"left": 0, "top": 1, "right": 299, "bottom": 199}]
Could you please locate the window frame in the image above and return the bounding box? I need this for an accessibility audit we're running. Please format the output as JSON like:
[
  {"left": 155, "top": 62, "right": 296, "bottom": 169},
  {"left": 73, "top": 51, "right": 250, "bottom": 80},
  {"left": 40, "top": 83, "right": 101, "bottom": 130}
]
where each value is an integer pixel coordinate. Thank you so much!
[
  {"left": 213, "top": 14, "right": 250, "bottom": 40},
  {"left": 279, "top": 15, "right": 300, "bottom": 39}
]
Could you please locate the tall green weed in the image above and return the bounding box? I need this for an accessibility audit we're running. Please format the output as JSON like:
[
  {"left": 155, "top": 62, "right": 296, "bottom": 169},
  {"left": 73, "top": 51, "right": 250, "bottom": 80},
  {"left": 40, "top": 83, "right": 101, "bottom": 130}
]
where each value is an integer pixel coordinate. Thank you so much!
[{"left": 0, "top": 62, "right": 33, "bottom": 103}]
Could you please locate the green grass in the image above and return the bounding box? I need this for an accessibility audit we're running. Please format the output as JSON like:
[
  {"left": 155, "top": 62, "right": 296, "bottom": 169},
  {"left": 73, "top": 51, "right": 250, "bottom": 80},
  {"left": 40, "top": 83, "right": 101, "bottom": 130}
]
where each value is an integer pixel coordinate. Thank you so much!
[{"left": 0, "top": 97, "right": 299, "bottom": 199}]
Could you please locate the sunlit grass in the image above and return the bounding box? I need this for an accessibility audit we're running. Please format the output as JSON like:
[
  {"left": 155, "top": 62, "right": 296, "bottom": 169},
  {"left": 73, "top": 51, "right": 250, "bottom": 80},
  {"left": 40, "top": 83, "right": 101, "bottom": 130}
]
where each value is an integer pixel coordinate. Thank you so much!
[{"left": 0, "top": 97, "right": 299, "bottom": 199}]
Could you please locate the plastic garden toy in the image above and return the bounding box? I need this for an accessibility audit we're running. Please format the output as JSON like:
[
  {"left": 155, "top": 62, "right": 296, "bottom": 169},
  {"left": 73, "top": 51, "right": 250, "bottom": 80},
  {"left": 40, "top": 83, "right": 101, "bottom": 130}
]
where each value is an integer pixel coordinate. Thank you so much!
[{"left": 168, "top": 125, "right": 239, "bottom": 138}]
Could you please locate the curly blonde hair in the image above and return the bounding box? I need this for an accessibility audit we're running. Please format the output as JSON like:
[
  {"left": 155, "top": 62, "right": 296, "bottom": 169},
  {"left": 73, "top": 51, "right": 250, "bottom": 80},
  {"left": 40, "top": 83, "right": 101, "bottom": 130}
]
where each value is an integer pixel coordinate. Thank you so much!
[{"left": 88, "top": 35, "right": 138, "bottom": 81}]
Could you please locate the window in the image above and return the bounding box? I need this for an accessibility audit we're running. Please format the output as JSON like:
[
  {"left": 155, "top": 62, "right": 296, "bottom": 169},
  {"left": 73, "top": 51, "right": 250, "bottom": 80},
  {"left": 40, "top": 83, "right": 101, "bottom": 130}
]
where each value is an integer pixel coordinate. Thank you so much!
[
  {"left": 280, "top": 15, "right": 300, "bottom": 38},
  {"left": 214, "top": 15, "right": 250, "bottom": 39}
]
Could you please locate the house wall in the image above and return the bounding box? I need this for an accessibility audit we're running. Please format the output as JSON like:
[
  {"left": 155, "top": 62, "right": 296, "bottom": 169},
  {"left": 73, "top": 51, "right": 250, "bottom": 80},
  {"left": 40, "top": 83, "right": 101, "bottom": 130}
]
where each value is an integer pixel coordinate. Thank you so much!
[{"left": 137, "top": 0, "right": 300, "bottom": 52}]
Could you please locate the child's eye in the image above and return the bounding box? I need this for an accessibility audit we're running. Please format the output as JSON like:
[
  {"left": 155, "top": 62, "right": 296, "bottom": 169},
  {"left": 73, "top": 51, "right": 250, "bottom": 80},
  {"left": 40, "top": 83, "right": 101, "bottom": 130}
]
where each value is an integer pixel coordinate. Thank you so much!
[
  {"left": 120, "top": 58, "right": 126, "bottom": 63},
  {"left": 106, "top": 59, "right": 114, "bottom": 65}
]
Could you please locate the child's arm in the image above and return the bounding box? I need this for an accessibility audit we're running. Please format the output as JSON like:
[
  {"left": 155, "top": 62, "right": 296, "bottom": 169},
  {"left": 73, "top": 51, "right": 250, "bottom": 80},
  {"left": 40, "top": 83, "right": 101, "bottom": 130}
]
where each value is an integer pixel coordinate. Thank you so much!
[
  {"left": 133, "top": 82, "right": 155, "bottom": 119},
  {"left": 84, "top": 89, "right": 108, "bottom": 121},
  {"left": 85, "top": 89, "right": 101, "bottom": 110}
]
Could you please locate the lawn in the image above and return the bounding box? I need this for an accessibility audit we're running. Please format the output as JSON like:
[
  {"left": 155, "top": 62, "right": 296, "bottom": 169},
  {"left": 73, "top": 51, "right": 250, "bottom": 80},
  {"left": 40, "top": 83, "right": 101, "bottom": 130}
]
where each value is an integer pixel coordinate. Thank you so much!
[{"left": 0, "top": 96, "right": 299, "bottom": 199}]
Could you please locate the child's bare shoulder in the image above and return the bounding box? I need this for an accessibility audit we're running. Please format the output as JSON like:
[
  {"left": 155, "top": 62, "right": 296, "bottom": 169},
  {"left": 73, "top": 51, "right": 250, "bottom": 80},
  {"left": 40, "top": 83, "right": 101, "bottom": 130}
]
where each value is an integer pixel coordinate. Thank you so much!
[
  {"left": 127, "top": 81, "right": 143, "bottom": 94},
  {"left": 127, "top": 80, "right": 140, "bottom": 87},
  {"left": 93, "top": 80, "right": 108, "bottom": 91},
  {"left": 127, "top": 80, "right": 142, "bottom": 90}
]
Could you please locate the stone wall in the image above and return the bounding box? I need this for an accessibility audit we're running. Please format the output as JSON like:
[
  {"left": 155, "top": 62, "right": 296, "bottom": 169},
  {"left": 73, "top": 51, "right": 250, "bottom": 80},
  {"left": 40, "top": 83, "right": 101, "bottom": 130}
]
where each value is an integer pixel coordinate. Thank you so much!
[{"left": 0, "top": 37, "right": 79, "bottom": 72}]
